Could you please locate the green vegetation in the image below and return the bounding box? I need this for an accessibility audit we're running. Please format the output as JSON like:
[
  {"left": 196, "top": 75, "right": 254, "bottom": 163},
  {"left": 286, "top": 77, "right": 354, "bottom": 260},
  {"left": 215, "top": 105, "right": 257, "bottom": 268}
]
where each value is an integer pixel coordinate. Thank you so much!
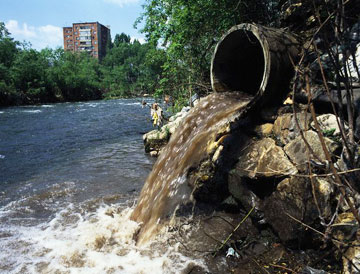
[
  {"left": 0, "top": 2, "right": 283, "bottom": 107},
  {"left": 1, "top": 1, "right": 359, "bottom": 109},
  {"left": 0, "top": 23, "right": 165, "bottom": 106},
  {"left": 135, "top": 0, "right": 281, "bottom": 100}
]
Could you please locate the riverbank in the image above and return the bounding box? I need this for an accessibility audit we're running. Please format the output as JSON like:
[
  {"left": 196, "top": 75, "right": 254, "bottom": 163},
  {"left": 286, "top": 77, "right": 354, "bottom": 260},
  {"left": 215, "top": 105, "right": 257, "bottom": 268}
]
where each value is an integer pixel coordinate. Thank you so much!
[{"left": 140, "top": 90, "right": 359, "bottom": 273}]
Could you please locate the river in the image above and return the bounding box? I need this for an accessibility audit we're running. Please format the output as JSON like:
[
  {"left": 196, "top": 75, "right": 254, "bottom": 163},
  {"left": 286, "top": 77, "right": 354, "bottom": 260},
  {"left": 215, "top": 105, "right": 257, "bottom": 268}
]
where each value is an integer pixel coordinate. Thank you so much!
[{"left": 0, "top": 99, "right": 201, "bottom": 273}]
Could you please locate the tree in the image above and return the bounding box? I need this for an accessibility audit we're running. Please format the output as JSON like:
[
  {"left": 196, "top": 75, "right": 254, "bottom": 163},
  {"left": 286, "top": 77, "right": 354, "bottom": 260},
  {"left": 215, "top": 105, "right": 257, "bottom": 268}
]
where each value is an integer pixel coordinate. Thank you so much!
[
  {"left": 114, "top": 33, "right": 131, "bottom": 47},
  {"left": 135, "top": 0, "right": 282, "bottom": 102}
]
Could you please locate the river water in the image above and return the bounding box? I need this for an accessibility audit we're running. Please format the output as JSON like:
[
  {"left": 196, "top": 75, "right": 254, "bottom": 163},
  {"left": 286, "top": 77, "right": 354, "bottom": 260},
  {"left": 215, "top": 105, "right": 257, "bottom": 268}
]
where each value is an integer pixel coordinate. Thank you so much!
[{"left": 0, "top": 99, "right": 201, "bottom": 273}]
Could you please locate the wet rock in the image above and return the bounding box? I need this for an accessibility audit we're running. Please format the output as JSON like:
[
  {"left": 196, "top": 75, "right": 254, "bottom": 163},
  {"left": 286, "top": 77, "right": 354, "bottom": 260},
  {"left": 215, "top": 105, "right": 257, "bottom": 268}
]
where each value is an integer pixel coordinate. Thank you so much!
[
  {"left": 143, "top": 129, "right": 170, "bottom": 153},
  {"left": 284, "top": 130, "right": 340, "bottom": 172},
  {"left": 273, "top": 112, "right": 312, "bottom": 144},
  {"left": 332, "top": 213, "right": 360, "bottom": 274},
  {"left": 310, "top": 113, "right": 348, "bottom": 136},
  {"left": 263, "top": 175, "right": 334, "bottom": 245},
  {"left": 263, "top": 177, "right": 329, "bottom": 244},
  {"left": 314, "top": 178, "right": 333, "bottom": 219},
  {"left": 212, "top": 145, "right": 224, "bottom": 163},
  {"left": 254, "top": 123, "right": 273, "bottom": 137},
  {"left": 149, "top": 150, "right": 158, "bottom": 157},
  {"left": 221, "top": 196, "right": 239, "bottom": 213},
  {"left": 143, "top": 107, "right": 191, "bottom": 154},
  {"left": 233, "top": 138, "right": 298, "bottom": 179},
  {"left": 228, "top": 173, "right": 263, "bottom": 220}
]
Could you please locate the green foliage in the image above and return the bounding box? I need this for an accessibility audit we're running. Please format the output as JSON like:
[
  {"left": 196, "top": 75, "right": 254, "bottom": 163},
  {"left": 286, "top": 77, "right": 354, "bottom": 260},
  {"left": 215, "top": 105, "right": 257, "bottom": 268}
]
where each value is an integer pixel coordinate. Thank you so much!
[
  {"left": 0, "top": 21, "right": 165, "bottom": 106},
  {"left": 0, "top": 0, "right": 283, "bottom": 107},
  {"left": 322, "top": 128, "right": 336, "bottom": 137},
  {"left": 101, "top": 39, "right": 165, "bottom": 99},
  {"left": 135, "top": 0, "right": 282, "bottom": 104}
]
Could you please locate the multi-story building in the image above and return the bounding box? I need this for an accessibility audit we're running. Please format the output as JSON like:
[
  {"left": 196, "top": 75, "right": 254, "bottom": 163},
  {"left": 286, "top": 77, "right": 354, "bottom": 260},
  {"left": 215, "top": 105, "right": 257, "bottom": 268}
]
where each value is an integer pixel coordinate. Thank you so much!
[{"left": 63, "top": 22, "right": 111, "bottom": 60}]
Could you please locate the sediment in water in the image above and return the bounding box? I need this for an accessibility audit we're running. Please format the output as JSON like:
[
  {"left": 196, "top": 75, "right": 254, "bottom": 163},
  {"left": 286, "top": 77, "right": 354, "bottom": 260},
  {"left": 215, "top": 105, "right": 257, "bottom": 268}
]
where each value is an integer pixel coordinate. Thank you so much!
[{"left": 131, "top": 92, "right": 253, "bottom": 245}]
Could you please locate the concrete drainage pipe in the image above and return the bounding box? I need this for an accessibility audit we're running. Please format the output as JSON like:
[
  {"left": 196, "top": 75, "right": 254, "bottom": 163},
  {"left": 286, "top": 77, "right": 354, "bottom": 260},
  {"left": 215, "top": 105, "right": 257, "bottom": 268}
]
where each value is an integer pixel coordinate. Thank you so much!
[{"left": 211, "top": 23, "right": 300, "bottom": 107}]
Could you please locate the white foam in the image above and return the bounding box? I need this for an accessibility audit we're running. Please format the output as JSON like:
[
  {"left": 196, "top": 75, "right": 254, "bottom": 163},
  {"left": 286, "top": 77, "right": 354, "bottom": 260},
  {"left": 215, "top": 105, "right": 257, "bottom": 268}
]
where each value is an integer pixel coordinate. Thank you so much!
[
  {"left": 0, "top": 155, "right": 5, "bottom": 159},
  {"left": 41, "top": 105, "right": 54, "bottom": 108},
  {"left": 0, "top": 204, "right": 204, "bottom": 274},
  {"left": 0, "top": 111, "right": 4, "bottom": 114},
  {"left": 119, "top": 102, "right": 140, "bottom": 106},
  {"left": 22, "top": 110, "right": 42, "bottom": 113}
]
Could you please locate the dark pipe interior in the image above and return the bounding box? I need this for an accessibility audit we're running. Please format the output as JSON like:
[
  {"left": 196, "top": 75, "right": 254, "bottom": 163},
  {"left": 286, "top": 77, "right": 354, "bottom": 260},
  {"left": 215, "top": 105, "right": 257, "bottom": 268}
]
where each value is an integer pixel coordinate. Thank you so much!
[{"left": 213, "top": 31, "right": 265, "bottom": 95}]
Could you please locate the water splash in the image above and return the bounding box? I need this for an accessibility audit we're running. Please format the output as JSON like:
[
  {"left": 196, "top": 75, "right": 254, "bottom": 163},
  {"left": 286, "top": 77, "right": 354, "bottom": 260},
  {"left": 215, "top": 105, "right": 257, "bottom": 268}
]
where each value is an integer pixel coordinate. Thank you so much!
[
  {"left": 0, "top": 203, "right": 203, "bottom": 274},
  {"left": 131, "top": 92, "right": 253, "bottom": 244}
]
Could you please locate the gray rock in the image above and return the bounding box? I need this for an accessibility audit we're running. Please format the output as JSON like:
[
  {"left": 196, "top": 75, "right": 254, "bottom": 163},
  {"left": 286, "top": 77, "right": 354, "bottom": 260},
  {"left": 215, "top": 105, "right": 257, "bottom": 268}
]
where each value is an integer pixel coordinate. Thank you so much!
[
  {"left": 143, "top": 129, "right": 170, "bottom": 153},
  {"left": 310, "top": 113, "right": 348, "bottom": 136},
  {"left": 234, "top": 138, "right": 298, "bottom": 179},
  {"left": 263, "top": 176, "right": 333, "bottom": 244},
  {"left": 332, "top": 213, "right": 360, "bottom": 274},
  {"left": 143, "top": 109, "right": 190, "bottom": 154},
  {"left": 228, "top": 172, "right": 263, "bottom": 220},
  {"left": 273, "top": 112, "right": 312, "bottom": 144},
  {"left": 221, "top": 196, "right": 239, "bottom": 212},
  {"left": 284, "top": 130, "right": 339, "bottom": 172}
]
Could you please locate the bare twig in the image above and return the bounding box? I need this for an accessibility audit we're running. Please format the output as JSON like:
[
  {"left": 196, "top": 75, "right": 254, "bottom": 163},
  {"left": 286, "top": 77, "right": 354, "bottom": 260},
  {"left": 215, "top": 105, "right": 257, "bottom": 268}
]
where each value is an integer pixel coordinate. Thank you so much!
[
  {"left": 285, "top": 212, "right": 342, "bottom": 245},
  {"left": 305, "top": 74, "right": 360, "bottom": 224},
  {"left": 212, "top": 206, "right": 255, "bottom": 257},
  {"left": 269, "top": 263, "right": 296, "bottom": 273}
]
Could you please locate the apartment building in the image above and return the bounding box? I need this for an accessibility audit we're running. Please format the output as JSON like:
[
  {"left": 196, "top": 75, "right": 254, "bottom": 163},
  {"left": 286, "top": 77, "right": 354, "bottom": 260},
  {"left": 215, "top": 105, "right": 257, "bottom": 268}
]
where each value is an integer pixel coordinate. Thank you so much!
[{"left": 63, "top": 22, "right": 111, "bottom": 60}]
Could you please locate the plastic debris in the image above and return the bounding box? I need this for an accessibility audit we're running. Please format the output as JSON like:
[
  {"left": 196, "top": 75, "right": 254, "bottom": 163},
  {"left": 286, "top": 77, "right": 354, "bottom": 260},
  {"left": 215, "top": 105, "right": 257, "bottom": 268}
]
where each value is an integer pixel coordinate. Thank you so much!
[
  {"left": 301, "top": 266, "right": 328, "bottom": 274},
  {"left": 226, "top": 247, "right": 240, "bottom": 258}
]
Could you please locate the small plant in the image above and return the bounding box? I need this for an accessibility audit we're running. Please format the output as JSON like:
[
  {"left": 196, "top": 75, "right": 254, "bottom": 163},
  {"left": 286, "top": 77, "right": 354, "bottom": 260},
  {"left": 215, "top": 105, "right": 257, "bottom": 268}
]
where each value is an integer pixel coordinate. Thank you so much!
[
  {"left": 164, "top": 126, "right": 170, "bottom": 140},
  {"left": 322, "top": 128, "right": 336, "bottom": 137}
]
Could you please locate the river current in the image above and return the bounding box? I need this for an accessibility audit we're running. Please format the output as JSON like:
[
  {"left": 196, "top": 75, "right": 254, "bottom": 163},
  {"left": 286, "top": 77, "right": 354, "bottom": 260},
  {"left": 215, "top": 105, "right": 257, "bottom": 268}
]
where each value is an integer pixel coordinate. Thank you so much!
[{"left": 0, "top": 99, "right": 201, "bottom": 273}]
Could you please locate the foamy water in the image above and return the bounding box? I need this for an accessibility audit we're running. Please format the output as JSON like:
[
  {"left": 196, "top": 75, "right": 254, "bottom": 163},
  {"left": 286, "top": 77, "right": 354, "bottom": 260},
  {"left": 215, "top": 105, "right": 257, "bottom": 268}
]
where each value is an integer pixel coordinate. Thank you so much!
[
  {"left": 0, "top": 202, "right": 203, "bottom": 274},
  {"left": 0, "top": 99, "right": 205, "bottom": 273},
  {"left": 21, "top": 109, "right": 42, "bottom": 113}
]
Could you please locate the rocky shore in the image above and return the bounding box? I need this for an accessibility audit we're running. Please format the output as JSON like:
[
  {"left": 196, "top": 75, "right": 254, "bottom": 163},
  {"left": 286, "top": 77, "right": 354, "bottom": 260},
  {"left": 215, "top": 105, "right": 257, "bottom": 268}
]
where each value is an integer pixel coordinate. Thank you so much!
[{"left": 142, "top": 96, "right": 360, "bottom": 273}]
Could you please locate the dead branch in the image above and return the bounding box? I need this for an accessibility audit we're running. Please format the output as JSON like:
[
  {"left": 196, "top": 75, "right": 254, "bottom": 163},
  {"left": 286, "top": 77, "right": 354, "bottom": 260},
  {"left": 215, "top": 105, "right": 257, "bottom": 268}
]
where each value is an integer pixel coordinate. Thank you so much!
[{"left": 212, "top": 206, "right": 255, "bottom": 257}]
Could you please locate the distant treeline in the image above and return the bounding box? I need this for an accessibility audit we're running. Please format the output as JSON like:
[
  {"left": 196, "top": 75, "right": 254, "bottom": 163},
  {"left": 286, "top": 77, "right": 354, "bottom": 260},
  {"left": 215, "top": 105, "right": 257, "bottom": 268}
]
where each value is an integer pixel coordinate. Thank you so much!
[
  {"left": 3, "top": 1, "right": 358, "bottom": 108},
  {"left": 0, "top": 23, "right": 165, "bottom": 106}
]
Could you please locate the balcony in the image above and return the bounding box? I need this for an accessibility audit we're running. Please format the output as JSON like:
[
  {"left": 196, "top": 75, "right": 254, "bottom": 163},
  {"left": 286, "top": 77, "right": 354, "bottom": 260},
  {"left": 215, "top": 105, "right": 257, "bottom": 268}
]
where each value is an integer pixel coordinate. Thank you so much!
[
  {"left": 79, "top": 30, "right": 91, "bottom": 36},
  {"left": 79, "top": 36, "right": 91, "bottom": 41}
]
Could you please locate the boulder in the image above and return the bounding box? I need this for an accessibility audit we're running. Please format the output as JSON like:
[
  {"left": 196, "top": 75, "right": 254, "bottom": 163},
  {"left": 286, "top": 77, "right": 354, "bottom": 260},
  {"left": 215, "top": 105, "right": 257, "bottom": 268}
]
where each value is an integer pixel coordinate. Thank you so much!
[
  {"left": 284, "top": 130, "right": 340, "bottom": 172},
  {"left": 263, "top": 176, "right": 333, "bottom": 244},
  {"left": 310, "top": 113, "right": 348, "bottom": 136},
  {"left": 228, "top": 172, "right": 263, "bottom": 220},
  {"left": 143, "top": 129, "right": 170, "bottom": 153},
  {"left": 332, "top": 213, "right": 360, "bottom": 274},
  {"left": 255, "top": 123, "right": 274, "bottom": 137},
  {"left": 143, "top": 107, "right": 191, "bottom": 154},
  {"left": 233, "top": 138, "right": 298, "bottom": 179},
  {"left": 314, "top": 178, "right": 333, "bottom": 219},
  {"left": 273, "top": 112, "right": 312, "bottom": 144}
]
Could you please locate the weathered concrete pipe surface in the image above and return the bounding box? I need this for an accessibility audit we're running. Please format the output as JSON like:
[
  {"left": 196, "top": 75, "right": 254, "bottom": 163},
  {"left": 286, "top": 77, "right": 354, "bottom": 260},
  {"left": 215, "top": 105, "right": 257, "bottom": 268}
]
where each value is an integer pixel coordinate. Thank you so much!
[{"left": 211, "top": 23, "right": 300, "bottom": 107}]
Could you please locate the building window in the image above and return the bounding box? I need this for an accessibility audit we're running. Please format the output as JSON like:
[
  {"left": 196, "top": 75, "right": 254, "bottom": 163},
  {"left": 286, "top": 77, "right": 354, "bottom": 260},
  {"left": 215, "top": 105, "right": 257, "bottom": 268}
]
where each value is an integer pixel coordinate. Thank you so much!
[
  {"left": 75, "top": 42, "right": 78, "bottom": 45},
  {"left": 76, "top": 37, "right": 79, "bottom": 40},
  {"left": 94, "top": 41, "right": 97, "bottom": 44},
  {"left": 93, "top": 31, "right": 96, "bottom": 34},
  {"left": 74, "top": 32, "right": 78, "bottom": 35},
  {"left": 93, "top": 51, "right": 97, "bottom": 55}
]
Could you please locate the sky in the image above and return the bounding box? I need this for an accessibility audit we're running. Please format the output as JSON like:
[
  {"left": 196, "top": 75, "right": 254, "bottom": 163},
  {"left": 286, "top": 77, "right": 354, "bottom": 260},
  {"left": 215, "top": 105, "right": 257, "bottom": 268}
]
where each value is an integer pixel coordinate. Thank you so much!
[{"left": 1, "top": 0, "right": 146, "bottom": 50}]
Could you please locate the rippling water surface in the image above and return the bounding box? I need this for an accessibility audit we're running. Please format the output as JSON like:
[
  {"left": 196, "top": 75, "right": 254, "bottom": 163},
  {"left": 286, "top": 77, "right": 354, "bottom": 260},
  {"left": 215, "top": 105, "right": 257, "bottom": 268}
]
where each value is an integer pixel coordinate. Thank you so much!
[{"left": 0, "top": 99, "right": 201, "bottom": 273}]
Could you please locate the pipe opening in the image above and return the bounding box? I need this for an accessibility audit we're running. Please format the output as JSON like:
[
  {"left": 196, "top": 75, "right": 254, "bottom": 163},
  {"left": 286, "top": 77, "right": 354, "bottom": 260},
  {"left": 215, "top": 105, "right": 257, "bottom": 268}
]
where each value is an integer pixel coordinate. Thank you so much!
[{"left": 212, "top": 30, "right": 265, "bottom": 95}]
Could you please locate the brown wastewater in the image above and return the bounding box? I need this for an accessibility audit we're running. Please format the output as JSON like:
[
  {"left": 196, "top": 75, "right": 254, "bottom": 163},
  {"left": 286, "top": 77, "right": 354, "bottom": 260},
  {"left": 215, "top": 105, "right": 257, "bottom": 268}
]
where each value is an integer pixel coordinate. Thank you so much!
[{"left": 131, "top": 23, "right": 299, "bottom": 247}]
